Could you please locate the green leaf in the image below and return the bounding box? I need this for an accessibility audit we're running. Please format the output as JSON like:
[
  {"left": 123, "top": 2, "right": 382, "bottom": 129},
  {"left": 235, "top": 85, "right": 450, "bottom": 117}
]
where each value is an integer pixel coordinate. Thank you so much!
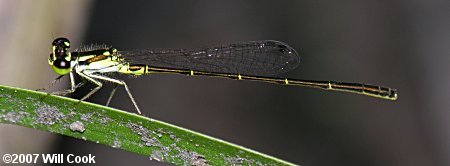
[{"left": 0, "top": 84, "right": 297, "bottom": 165}]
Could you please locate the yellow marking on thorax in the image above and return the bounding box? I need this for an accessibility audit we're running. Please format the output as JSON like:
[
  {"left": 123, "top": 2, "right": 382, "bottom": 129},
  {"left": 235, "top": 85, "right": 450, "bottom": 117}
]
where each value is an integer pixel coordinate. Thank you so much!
[
  {"left": 129, "top": 65, "right": 143, "bottom": 70},
  {"left": 190, "top": 70, "right": 194, "bottom": 76},
  {"left": 118, "top": 64, "right": 146, "bottom": 75},
  {"left": 87, "top": 54, "right": 108, "bottom": 63},
  {"left": 77, "top": 55, "right": 95, "bottom": 61},
  {"left": 284, "top": 78, "right": 289, "bottom": 84}
]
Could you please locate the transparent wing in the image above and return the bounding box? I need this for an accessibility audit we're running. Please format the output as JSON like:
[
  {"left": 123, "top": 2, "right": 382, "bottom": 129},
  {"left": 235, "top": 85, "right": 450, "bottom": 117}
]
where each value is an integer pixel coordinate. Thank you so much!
[{"left": 119, "top": 40, "right": 300, "bottom": 76}]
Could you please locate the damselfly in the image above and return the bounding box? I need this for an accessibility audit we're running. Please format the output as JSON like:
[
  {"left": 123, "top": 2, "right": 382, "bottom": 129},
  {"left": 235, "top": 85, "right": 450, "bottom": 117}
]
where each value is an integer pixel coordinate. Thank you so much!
[{"left": 45, "top": 38, "right": 397, "bottom": 114}]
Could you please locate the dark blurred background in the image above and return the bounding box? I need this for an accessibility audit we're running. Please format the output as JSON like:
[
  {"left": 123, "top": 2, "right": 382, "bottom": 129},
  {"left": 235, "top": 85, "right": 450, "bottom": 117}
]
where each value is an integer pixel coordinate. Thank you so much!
[{"left": 1, "top": 0, "right": 448, "bottom": 165}]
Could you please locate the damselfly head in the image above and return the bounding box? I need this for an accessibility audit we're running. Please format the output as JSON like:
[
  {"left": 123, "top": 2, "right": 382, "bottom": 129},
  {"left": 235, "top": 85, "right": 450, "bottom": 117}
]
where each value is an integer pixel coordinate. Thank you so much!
[{"left": 49, "top": 37, "right": 72, "bottom": 75}]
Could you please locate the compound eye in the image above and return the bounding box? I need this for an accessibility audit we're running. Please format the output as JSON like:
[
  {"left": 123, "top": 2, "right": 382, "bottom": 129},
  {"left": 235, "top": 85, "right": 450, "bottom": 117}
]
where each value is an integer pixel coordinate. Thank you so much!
[
  {"left": 53, "top": 59, "right": 70, "bottom": 69},
  {"left": 52, "top": 38, "right": 70, "bottom": 48}
]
